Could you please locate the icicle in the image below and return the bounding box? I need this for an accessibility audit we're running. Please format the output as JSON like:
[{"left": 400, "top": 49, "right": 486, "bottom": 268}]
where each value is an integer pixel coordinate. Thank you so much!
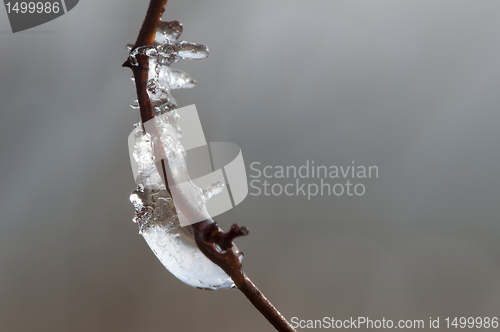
[
  {"left": 202, "top": 181, "right": 224, "bottom": 202},
  {"left": 177, "top": 41, "right": 209, "bottom": 60}
]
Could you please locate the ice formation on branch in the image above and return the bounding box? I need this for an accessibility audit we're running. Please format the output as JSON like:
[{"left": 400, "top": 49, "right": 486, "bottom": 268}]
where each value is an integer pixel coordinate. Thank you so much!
[
  {"left": 127, "top": 21, "right": 236, "bottom": 290},
  {"left": 127, "top": 20, "right": 208, "bottom": 110}
]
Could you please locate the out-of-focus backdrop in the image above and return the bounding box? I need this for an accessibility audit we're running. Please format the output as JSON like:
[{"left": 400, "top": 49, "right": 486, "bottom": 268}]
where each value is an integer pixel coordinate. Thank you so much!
[{"left": 1, "top": 1, "right": 500, "bottom": 331}]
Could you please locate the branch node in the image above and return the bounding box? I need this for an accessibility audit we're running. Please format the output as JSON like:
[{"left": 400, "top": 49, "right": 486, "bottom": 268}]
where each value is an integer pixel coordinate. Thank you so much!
[{"left": 202, "top": 222, "right": 249, "bottom": 252}]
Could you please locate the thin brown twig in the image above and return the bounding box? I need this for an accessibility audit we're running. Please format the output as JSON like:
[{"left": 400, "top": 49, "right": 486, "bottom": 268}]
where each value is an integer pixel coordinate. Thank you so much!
[
  {"left": 122, "top": 0, "right": 168, "bottom": 123},
  {"left": 123, "top": 1, "right": 296, "bottom": 331}
]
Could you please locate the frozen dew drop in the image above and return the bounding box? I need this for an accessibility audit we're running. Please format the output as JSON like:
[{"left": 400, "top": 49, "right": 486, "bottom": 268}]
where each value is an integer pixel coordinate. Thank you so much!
[
  {"left": 131, "top": 100, "right": 139, "bottom": 109},
  {"left": 128, "top": 46, "right": 158, "bottom": 66},
  {"left": 167, "top": 68, "right": 197, "bottom": 89},
  {"left": 130, "top": 193, "right": 143, "bottom": 209},
  {"left": 177, "top": 41, "right": 209, "bottom": 60},
  {"left": 237, "top": 250, "right": 244, "bottom": 264},
  {"left": 166, "top": 150, "right": 176, "bottom": 159},
  {"left": 172, "top": 110, "right": 180, "bottom": 122},
  {"left": 133, "top": 133, "right": 154, "bottom": 166},
  {"left": 156, "top": 20, "right": 183, "bottom": 44},
  {"left": 147, "top": 80, "right": 177, "bottom": 108},
  {"left": 155, "top": 44, "right": 180, "bottom": 67},
  {"left": 161, "top": 135, "right": 174, "bottom": 148}
]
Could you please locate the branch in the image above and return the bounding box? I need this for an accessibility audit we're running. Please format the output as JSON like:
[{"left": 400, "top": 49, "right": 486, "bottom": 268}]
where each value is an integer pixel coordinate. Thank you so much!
[
  {"left": 193, "top": 221, "right": 296, "bottom": 331},
  {"left": 122, "top": 0, "right": 168, "bottom": 123},
  {"left": 123, "top": 1, "right": 296, "bottom": 331}
]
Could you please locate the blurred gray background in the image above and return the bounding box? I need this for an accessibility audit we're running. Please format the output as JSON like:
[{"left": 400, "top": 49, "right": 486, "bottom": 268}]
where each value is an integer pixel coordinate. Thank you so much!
[{"left": 1, "top": 0, "right": 500, "bottom": 331}]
